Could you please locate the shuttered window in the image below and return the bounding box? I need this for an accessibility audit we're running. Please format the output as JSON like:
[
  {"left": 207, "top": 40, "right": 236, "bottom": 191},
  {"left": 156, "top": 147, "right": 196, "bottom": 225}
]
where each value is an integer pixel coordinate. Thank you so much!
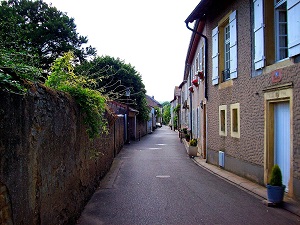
[
  {"left": 253, "top": 0, "right": 300, "bottom": 70},
  {"left": 229, "top": 10, "right": 237, "bottom": 79},
  {"left": 287, "top": 0, "right": 300, "bottom": 57},
  {"left": 212, "top": 10, "right": 238, "bottom": 85},
  {"left": 253, "top": 0, "right": 265, "bottom": 70},
  {"left": 212, "top": 27, "right": 219, "bottom": 85}
]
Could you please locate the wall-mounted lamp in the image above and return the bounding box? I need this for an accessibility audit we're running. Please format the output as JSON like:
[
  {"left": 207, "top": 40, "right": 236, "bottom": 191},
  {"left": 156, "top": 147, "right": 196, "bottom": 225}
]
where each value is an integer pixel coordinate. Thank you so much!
[{"left": 125, "top": 87, "right": 131, "bottom": 97}]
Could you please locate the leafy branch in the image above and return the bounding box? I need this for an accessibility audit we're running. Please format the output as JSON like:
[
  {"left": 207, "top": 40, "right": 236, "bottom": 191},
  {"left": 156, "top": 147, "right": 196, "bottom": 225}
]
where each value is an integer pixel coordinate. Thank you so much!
[{"left": 45, "top": 52, "right": 108, "bottom": 139}]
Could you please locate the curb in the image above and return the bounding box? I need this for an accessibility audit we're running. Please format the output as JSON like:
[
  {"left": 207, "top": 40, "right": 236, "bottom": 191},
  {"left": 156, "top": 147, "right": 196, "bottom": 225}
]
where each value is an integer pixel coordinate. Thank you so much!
[{"left": 180, "top": 138, "right": 300, "bottom": 217}]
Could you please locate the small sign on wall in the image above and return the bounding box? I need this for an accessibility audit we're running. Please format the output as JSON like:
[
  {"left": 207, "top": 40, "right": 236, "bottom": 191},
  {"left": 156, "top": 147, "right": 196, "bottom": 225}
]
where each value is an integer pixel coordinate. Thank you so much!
[{"left": 271, "top": 69, "right": 282, "bottom": 83}]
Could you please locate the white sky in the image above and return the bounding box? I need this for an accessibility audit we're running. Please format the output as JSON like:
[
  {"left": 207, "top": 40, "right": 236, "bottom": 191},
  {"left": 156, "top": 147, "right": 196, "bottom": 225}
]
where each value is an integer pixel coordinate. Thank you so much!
[{"left": 44, "top": 0, "right": 200, "bottom": 102}]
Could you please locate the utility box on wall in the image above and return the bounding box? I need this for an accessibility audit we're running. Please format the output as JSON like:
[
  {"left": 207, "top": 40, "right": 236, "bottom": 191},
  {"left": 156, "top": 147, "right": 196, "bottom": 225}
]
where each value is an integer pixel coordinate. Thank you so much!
[{"left": 219, "top": 151, "right": 225, "bottom": 167}]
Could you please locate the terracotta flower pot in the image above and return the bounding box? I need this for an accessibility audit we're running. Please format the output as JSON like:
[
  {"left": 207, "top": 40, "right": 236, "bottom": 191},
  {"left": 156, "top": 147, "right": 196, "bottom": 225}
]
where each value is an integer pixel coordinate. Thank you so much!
[
  {"left": 198, "top": 71, "right": 204, "bottom": 80},
  {"left": 192, "top": 79, "right": 199, "bottom": 87}
]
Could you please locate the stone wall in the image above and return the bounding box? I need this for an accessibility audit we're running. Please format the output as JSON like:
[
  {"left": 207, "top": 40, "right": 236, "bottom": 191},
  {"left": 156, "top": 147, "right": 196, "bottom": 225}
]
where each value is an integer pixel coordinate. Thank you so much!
[{"left": 0, "top": 83, "right": 125, "bottom": 224}]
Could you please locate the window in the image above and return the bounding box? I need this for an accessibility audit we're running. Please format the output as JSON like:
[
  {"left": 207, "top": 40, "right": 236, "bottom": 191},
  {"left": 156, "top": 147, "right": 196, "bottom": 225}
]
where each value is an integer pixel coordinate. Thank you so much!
[
  {"left": 275, "top": 0, "right": 288, "bottom": 61},
  {"left": 219, "top": 105, "right": 227, "bottom": 136},
  {"left": 224, "top": 23, "right": 231, "bottom": 81},
  {"left": 212, "top": 10, "right": 237, "bottom": 85},
  {"left": 253, "top": 0, "right": 300, "bottom": 70},
  {"left": 230, "top": 103, "right": 240, "bottom": 138}
]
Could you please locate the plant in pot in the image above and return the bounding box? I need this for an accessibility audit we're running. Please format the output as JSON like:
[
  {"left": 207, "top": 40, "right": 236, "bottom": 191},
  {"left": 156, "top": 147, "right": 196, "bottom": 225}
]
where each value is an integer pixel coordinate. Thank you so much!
[
  {"left": 188, "top": 138, "right": 198, "bottom": 157},
  {"left": 185, "top": 133, "right": 190, "bottom": 142},
  {"left": 192, "top": 78, "right": 199, "bottom": 87},
  {"left": 266, "top": 164, "right": 286, "bottom": 204}
]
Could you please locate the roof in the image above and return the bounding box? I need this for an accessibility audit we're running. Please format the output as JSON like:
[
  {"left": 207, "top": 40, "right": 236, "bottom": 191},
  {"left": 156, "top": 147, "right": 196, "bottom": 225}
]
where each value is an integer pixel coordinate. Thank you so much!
[
  {"left": 185, "top": 0, "right": 235, "bottom": 23},
  {"left": 146, "top": 95, "right": 162, "bottom": 108}
]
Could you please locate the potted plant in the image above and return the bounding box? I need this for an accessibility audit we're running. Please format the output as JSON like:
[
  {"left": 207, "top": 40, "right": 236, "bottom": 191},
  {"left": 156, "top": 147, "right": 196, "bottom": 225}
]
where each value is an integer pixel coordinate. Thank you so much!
[
  {"left": 188, "top": 138, "right": 198, "bottom": 157},
  {"left": 197, "top": 71, "right": 204, "bottom": 80},
  {"left": 188, "top": 86, "right": 194, "bottom": 93},
  {"left": 266, "top": 164, "right": 286, "bottom": 204},
  {"left": 185, "top": 133, "right": 190, "bottom": 142},
  {"left": 192, "top": 78, "right": 199, "bottom": 87}
]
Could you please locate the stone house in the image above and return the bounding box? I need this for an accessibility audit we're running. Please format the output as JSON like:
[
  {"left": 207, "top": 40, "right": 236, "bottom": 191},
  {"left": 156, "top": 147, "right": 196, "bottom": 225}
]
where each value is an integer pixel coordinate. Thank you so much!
[{"left": 183, "top": 0, "right": 300, "bottom": 201}]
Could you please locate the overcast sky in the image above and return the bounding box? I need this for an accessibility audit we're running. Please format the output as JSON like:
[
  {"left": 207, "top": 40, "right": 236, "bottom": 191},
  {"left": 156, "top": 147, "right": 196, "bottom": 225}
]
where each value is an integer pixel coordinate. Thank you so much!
[{"left": 44, "top": 0, "right": 200, "bottom": 103}]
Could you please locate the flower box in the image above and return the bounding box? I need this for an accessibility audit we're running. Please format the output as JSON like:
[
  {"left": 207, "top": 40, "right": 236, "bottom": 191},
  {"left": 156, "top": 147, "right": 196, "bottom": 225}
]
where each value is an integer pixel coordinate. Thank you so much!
[
  {"left": 197, "top": 71, "right": 204, "bottom": 80},
  {"left": 192, "top": 79, "right": 199, "bottom": 87}
]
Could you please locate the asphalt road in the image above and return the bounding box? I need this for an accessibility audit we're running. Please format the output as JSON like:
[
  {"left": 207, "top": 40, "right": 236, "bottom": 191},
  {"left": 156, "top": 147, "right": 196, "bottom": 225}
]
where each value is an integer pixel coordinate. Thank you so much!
[{"left": 77, "top": 126, "right": 300, "bottom": 225}]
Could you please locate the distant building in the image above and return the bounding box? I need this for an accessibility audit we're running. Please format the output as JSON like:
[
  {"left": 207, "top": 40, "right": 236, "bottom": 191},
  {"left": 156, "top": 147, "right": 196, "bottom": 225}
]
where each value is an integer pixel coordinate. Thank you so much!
[{"left": 145, "top": 95, "right": 162, "bottom": 133}]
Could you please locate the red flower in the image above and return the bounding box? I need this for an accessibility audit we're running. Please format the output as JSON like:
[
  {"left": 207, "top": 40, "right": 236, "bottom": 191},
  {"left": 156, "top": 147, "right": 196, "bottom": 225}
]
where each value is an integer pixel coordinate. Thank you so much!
[
  {"left": 189, "top": 86, "right": 194, "bottom": 92},
  {"left": 192, "top": 79, "right": 199, "bottom": 87}
]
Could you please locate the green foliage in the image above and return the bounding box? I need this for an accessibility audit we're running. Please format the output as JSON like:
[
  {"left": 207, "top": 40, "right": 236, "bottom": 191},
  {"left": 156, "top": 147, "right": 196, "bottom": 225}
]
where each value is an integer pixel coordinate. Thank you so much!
[
  {"left": 0, "top": 0, "right": 96, "bottom": 71},
  {"left": 269, "top": 164, "right": 283, "bottom": 186},
  {"left": 75, "top": 55, "right": 149, "bottom": 121},
  {"left": 154, "top": 106, "right": 162, "bottom": 118},
  {"left": 173, "top": 104, "right": 181, "bottom": 113},
  {"left": 0, "top": 48, "right": 42, "bottom": 94},
  {"left": 190, "top": 138, "right": 197, "bottom": 146},
  {"left": 173, "top": 114, "right": 178, "bottom": 128},
  {"left": 45, "top": 52, "right": 107, "bottom": 139},
  {"left": 185, "top": 133, "right": 190, "bottom": 140},
  {"left": 162, "top": 102, "right": 171, "bottom": 125}
]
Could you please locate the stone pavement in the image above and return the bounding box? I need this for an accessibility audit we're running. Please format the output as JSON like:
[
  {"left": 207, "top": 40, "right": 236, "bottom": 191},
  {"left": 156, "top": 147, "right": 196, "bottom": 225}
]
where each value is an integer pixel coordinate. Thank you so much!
[{"left": 181, "top": 139, "right": 300, "bottom": 218}]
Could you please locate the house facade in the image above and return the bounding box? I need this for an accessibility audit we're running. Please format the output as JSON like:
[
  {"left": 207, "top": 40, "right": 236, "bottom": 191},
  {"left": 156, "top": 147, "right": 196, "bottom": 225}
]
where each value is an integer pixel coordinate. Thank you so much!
[
  {"left": 146, "top": 95, "right": 163, "bottom": 133},
  {"left": 170, "top": 86, "right": 181, "bottom": 130},
  {"left": 183, "top": 0, "right": 300, "bottom": 201}
]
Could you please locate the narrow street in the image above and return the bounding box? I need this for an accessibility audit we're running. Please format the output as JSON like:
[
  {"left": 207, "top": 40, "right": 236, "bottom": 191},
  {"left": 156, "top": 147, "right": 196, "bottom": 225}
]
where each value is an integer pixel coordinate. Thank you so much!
[{"left": 77, "top": 126, "right": 300, "bottom": 225}]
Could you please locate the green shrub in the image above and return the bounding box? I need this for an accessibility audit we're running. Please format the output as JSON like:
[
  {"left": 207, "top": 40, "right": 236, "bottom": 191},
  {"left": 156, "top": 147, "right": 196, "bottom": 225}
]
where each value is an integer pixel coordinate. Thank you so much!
[
  {"left": 190, "top": 138, "right": 197, "bottom": 146},
  {"left": 45, "top": 52, "right": 107, "bottom": 139},
  {"left": 269, "top": 164, "right": 283, "bottom": 186}
]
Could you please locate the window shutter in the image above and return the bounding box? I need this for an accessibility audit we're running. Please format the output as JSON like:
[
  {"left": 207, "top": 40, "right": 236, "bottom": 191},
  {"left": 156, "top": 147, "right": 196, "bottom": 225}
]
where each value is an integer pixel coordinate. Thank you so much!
[
  {"left": 253, "top": 0, "right": 265, "bottom": 70},
  {"left": 212, "top": 26, "right": 219, "bottom": 85},
  {"left": 229, "top": 10, "right": 237, "bottom": 79},
  {"left": 288, "top": 0, "right": 300, "bottom": 57}
]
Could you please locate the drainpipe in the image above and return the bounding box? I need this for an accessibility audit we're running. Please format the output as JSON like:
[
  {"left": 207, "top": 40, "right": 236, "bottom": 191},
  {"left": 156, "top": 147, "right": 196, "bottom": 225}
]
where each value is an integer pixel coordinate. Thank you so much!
[
  {"left": 185, "top": 20, "right": 208, "bottom": 162},
  {"left": 189, "top": 66, "right": 193, "bottom": 138}
]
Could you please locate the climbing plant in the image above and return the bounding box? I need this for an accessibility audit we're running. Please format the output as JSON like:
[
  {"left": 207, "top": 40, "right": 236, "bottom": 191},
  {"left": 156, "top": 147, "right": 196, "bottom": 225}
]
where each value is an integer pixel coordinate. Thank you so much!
[
  {"left": 45, "top": 52, "right": 108, "bottom": 139},
  {"left": 0, "top": 48, "right": 42, "bottom": 94}
]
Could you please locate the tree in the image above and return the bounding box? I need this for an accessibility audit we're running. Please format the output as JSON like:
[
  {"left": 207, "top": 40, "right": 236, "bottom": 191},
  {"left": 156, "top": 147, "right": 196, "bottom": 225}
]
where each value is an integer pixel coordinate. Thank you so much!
[
  {"left": 75, "top": 56, "right": 149, "bottom": 121},
  {"left": 0, "top": 0, "right": 96, "bottom": 71},
  {"left": 162, "top": 102, "right": 171, "bottom": 125},
  {"left": 0, "top": 48, "right": 42, "bottom": 94}
]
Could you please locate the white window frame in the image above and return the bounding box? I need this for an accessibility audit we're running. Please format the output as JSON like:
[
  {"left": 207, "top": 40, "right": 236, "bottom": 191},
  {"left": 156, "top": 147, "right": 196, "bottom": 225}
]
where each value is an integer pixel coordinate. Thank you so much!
[
  {"left": 230, "top": 103, "right": 240, "bottom": 138},
  {"left": 212, "top": 10, "right": 237, "bottom": 85},
  {"left": 219, "top": 105, "right": 227, "bottom": 136},
  {"left": 254, "top": 0, "right": 300, "bottom": 69},
  {"left": 275, "top": 0, "right": 288, "bottom": 61}
]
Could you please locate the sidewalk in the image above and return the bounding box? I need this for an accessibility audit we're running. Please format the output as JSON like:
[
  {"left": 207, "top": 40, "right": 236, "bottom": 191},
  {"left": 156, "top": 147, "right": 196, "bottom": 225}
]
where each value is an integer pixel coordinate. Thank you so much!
[{"left": 182, "top": 139, "right": 300, "bottom": 217}]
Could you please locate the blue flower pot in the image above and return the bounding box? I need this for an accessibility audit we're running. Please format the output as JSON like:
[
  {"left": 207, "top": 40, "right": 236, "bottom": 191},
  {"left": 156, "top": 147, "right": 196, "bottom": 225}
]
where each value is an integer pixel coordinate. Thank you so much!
[{"left": 266, "top": 184, "right": 286, "bottom": 203}]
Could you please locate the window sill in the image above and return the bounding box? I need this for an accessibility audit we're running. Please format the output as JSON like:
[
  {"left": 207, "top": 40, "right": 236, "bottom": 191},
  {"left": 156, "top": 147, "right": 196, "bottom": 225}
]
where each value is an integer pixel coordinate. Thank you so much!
[
  {"left": 263, "top": 58, "right": 293, "bottom": 74},
  {"left": 218, "top": 79, "right": 233, "bottom": 90},
  {"left": 231, "top": 132, "right": 240, "bottom": 138}
]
